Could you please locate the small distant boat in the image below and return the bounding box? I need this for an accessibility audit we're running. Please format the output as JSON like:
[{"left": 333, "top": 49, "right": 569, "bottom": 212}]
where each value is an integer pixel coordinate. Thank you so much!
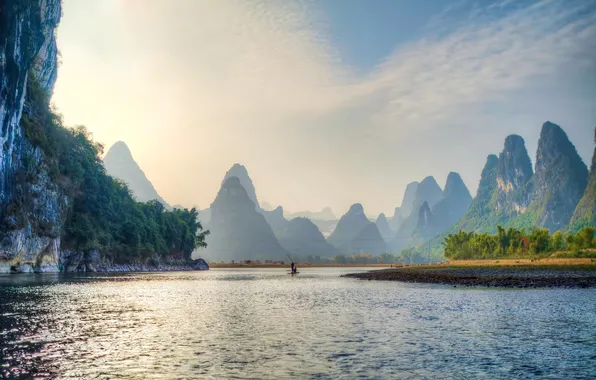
[{"left": 287, "top": 271, "right": 299, "bottom": 275}]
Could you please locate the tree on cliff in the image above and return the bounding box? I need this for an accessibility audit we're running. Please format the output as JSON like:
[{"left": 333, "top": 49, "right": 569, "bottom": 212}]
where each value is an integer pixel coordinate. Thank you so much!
[{"left": 18, "top": 74, "right": 209, "bottom": 263}]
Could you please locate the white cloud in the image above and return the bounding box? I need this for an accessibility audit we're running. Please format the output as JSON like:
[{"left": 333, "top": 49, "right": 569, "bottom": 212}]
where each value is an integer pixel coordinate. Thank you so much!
[{"left": 52, "top": 0, "right": 596, "bottom": 216}]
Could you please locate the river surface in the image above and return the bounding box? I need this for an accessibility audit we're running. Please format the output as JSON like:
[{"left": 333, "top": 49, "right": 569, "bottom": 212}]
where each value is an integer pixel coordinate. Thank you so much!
[{"left": 1, "top": 268, "right": 595, "bottom": 379}]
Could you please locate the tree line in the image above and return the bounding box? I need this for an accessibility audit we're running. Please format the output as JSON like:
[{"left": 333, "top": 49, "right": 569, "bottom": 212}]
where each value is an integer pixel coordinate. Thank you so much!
[
  {"left": 10, "top": 72, "right": 210, "bottom": 264},
  {"left": 442, "top": 226, "right": 595, "bottom": 260}
]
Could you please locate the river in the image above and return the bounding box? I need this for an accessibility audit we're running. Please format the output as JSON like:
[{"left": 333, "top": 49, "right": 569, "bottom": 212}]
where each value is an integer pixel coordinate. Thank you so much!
[{"left": 1, "top": 268, "right": 595, "bottom": 379}]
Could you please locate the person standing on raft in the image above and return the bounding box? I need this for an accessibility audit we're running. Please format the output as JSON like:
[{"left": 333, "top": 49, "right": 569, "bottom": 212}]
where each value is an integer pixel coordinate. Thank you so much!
[{"left": 291, "top": 262, "right": 297, "bottom": 274}]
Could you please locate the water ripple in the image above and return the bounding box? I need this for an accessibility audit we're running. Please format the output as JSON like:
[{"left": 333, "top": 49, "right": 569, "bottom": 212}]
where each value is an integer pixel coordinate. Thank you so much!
[{"left": 0, "top": 268, "right": 595, "bottom": 379}]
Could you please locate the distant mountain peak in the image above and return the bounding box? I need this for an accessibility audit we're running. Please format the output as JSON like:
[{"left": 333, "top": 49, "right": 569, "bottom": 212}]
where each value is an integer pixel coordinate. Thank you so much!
[
  {"left": 443, "top": 172, "right": 470, "bottom": 199},
  {"left": 530, "top": 121, "right": 588, "bottom": 230},
  {"left": 204, "top": 175, "right": 286, "bottom": 261},
  {"left": 107, "top": 140, "right": 132, "bottom": 154},
  {"left": 222, "top": 163, "right": 259, "bottom": 210},
  {"left": 103, "top": 141, "right": 169, "bottom": 207},
  {"left": 375, "top": 213, "right": 393, "bottom": 241},
  {"left": 348, "top": 203, "right": 364, "bottom": 214}
]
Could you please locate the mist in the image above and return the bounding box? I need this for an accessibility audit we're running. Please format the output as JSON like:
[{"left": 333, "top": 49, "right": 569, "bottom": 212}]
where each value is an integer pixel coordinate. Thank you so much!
[{"left": 52, "top": 0, "right": 596, "bottom": 217}]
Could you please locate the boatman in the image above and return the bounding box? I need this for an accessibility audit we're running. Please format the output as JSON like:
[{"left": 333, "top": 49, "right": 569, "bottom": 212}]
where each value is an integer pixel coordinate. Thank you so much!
[{"left": 291, "top": 262, "right": 296, "bottom": 274}]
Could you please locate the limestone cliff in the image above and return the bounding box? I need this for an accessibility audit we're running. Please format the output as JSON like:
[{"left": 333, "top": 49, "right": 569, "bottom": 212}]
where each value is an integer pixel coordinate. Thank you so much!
[
  {"left": 495, "top": 135, "right": 533, "bottom": 215},
  {"left": 0, "top": 0, "right": 63, "bottom": 273},
  {"left": 528, "top": 122, "right": 588, "bottom": 231}
]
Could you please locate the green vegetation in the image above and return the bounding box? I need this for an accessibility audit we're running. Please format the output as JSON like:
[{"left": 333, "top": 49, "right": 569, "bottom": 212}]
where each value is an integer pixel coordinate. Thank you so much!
[
  {"left": 293, "top": 250, "right": 434, "bottom": 265},
  {"left": 569, "top": 128, "right": 596, "bottom": 231},
  {"left": 442, "top": 226, "right": 595, "bottom": 260},
  {"left": 13, "top": 73, "right": 209, "bottom": 263}
]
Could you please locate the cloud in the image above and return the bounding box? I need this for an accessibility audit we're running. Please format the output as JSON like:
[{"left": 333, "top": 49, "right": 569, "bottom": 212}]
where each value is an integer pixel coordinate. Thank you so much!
[{"left": 52, "top": 0, "right": 596, "bottom": 216}]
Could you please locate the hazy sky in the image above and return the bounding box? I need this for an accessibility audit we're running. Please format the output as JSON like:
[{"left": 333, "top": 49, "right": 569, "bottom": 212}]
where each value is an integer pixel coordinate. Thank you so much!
[{"left": 52, "top": 0, "right": 596, "bottom": 217}]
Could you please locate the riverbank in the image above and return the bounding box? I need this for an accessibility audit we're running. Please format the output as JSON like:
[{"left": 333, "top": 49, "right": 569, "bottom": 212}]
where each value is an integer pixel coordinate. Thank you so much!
[
  {"left": 208, "top": 263, "right": 391, "bottom": 268},
  {"left": 1, "top": 258, "right": 210, "bottom": 274},
  {"left": 343, "top": 259, "right": 596, "bottom": 288}
]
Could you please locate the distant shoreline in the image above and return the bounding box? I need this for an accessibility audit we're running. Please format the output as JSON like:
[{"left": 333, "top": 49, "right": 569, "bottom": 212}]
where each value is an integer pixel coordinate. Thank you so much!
[
  {"left": 208, "top": 263, "right": 392, "bottom": 268},
  {"left": 342, "top": 258, "right": 596, "bottom": 288}
]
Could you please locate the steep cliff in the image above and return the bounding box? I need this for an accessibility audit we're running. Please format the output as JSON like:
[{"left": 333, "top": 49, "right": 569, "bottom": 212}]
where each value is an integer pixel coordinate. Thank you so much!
[
  {"left": 569, "top": 128, "right": 596, "bottom": 229},
  {"left": 103, "top": 141, "right": 170, "bottom": 207},
  {"left": 495, "top": 135, "right": 533, "bottom": 215},
  {"left": 0, "top": 1, "right": 207, "bottom": 273},
  {"left": 278, "top": 217, "right": 336, "bottom": 256},
  {"left": 0, "top": 0, "right": 63, "bottom": 273},
  {"left": 527, "top": 122, "right": 588, "bottom": 231},
  {"left": 202, "top": 177, "right": 286, "bottom": 261}
]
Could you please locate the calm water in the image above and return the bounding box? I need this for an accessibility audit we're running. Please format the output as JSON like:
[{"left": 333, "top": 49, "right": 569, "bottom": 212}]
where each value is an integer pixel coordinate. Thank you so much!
[{"left": 1, "top": 268, "right": 595, "bottom": 379}]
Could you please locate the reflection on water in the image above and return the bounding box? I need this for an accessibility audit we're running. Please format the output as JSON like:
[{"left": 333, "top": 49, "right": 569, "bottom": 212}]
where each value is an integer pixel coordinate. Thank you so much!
[{"left": 1, "top": 268, "right": 595, "bottom": 379}]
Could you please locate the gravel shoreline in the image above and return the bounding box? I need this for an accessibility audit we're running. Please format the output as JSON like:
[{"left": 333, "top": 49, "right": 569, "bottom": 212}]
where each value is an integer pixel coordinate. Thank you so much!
[{"left": 342, "top": 266, "right": 596, "bottom": 288}]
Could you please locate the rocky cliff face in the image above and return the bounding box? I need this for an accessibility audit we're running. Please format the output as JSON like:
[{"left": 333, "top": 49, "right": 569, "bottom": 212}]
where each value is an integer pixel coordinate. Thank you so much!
[
  {"left": 388, "top": 207, "right": 403, "bottom": 232},
  {"left": 349, "top": 222, "right": 387, "bottom": 255},
  {"left": 495, "top": 135, "right": 533, "bottom": 215},
  {"left": 278, "top": 217, "right": 336, "bottom": 256},
  {"left": 103, "top": 141, "right": 170, "bottom": 207},
  {"left": 456, "top": 122, "right": 588, "bottom": 233},
  {"left": 570, "top": 128, "right": 596, "bottom": 229},
  {"left": 375, "top": 213, "right": 393, "bottom": 241},
  {"left": 529, "top": 122, "right": 588, "bottom": 231},
  {"left": 0, "top": 0, "right": 64, "bottom": 273},
  {"left": 223, "top": 163, "right": 260, "bottom": 210},
  {"left": 202, "top": 177, "right": 286, "bottom": 261},
  {"left": 327, "top": 203, "right": 370, "bottom": 253}
]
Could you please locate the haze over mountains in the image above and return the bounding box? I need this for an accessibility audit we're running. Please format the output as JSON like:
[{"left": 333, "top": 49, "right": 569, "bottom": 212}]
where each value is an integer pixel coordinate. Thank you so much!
[
  {"left": 103, "top": 121, "right": 594, "bottom": 262},
  {"left": 103, "top": 142, "right": 170, "bottom": 207}
]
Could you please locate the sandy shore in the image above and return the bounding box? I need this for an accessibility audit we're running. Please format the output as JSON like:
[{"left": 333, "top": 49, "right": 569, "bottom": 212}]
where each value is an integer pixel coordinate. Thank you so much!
[{"left": 343, "top": 259, "right": 596, "bottom": 288}]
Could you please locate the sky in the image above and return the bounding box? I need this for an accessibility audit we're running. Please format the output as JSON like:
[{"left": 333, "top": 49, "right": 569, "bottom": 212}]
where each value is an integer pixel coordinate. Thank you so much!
[{"left": 52, "top": 0, "right": 596, "bottom": 217}]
